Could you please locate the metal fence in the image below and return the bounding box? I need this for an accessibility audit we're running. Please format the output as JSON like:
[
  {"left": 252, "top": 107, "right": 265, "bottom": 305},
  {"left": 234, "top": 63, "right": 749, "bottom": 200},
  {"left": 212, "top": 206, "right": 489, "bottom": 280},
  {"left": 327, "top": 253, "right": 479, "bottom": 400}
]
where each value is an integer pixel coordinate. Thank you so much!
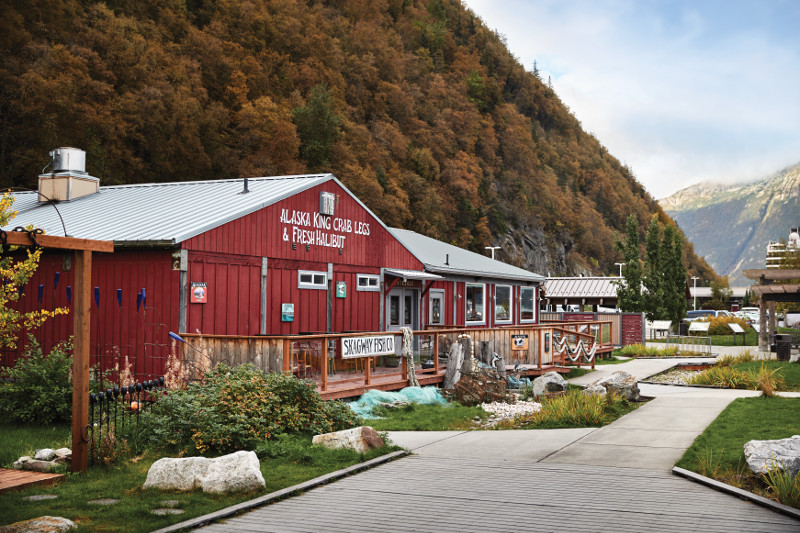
[
  {"left": 664, "top": 335, "right": 712, "bottom": 355},
  {"left": 88, "top": 377, "right": 165, "bottom": 465}
]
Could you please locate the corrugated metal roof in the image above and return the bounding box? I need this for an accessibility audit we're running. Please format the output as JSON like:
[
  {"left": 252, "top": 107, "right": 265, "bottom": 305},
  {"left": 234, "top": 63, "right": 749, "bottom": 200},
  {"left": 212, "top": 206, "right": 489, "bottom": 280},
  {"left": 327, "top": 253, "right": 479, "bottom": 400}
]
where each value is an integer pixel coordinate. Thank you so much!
[
  {"left": 388, "top": 228, "right": 545, "bottom": 283},
  {"left": 3, "top": 175, "right": 333, "bottom": 244},
  {"left": 545, "top": 277, "right": 620, "bottom": 298}
]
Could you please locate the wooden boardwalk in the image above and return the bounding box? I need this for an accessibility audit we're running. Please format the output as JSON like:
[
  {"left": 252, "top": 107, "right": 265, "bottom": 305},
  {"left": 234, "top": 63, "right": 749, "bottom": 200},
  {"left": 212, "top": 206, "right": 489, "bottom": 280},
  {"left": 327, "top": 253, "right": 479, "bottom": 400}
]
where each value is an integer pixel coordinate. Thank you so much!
[
  {"left": 198, "top": 456, "right": 800, "bottom": 532},
  {"left": 0, "top": 468, "right": 63, "bottom": 494}
]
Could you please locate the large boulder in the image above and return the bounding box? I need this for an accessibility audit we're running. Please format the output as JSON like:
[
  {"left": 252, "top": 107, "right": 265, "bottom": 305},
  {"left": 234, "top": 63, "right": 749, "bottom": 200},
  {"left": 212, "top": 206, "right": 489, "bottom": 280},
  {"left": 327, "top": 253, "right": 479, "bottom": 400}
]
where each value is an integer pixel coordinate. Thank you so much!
[
  {"left": 143, "top": 450, "right": 265, "bottom": 494},
  {"left": 581, "top": 384, "right": 607, "bottom": 397},
  {"left": 744, "top": 435, "right": 800, "bottom": 477},
  {"left": 312, "top": 426, "right": 384, "bottom": 453},
  {"left": 0, "top": 516, "right": 76, "bottom": 532},
  {"left": 588, "top": 371, "right": 640, "bottom": 401},
  {"left": 532, "top": 371, "right": 568, "bottom": 397}
]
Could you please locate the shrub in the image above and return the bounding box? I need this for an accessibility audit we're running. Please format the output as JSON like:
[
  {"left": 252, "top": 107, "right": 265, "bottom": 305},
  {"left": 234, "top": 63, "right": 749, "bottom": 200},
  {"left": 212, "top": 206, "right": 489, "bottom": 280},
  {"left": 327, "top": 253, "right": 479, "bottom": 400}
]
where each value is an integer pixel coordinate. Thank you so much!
[
  {"left": 689, "top": 363, "right": 785, "bottom": 392},
  {"left": 508, "top": 389, "right": 633, "bottom": 428},
  {"left": 127, "top": 363, "right": 361, "bottom": 456},
  {"left": 0, "top": 337, "right": 72, "bottom": 424},
  {"left": 716, "top": 350, "right": 756, "bottom": 367},
  {"left": 696, "top": 316, "right": 751, "bottom": 336},
  {"left": 763, "top": 459, "right": 800, "bottom": 508}
]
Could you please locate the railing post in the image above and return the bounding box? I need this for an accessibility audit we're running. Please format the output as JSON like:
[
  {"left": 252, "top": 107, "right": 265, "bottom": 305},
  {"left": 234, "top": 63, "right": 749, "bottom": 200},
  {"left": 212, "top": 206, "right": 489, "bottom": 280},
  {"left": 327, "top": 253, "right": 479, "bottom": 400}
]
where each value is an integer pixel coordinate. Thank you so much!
[
  {"left": 365, "top": 355, "right": 371, "bottom": 385},
  {"left": 321, "top": 337, "right": 328, "bottom": 391},
  {"left": 433, "top": 334, "right": 439, "bottom": 374},
  {"left": 282, "top": 338, "right": 290, "bottom": 373}
]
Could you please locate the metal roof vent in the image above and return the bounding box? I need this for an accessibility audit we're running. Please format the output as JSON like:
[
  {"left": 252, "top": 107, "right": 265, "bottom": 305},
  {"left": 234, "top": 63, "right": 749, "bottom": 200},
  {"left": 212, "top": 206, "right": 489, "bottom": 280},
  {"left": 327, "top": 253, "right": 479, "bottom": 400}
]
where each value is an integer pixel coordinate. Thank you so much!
[
  {"left": 50, "top": 147, "right": 86, "bottom": 173},
  {"left": 38, "top": 147, "right": 99, "bottom": 203}
]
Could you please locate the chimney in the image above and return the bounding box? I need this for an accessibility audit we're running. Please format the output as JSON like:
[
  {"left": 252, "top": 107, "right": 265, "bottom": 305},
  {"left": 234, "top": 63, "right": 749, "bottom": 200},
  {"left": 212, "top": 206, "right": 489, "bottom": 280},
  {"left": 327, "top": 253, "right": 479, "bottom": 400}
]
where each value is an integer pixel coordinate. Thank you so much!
[{"left": 38, "top": 147, "right": 99, "bottom": 202}]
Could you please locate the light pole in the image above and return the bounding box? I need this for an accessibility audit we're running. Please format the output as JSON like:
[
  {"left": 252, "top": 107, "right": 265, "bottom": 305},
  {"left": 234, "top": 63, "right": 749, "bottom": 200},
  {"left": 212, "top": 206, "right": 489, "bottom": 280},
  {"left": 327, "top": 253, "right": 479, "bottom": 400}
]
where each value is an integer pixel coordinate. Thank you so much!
[
  {"left": 614, "top": 262, "right": 625, "bottom": 277},
  {"left": 485, "top": 246, "right": 501, "bottom": 260},
  {"left": 691, "top": 276, "right": 699, "bottom": 310}
]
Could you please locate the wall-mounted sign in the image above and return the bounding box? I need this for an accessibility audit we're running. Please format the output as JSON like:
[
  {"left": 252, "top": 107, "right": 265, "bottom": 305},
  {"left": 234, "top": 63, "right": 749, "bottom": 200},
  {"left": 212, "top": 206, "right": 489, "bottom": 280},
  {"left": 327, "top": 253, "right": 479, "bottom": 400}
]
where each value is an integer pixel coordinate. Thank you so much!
[
  {"left": 279, "top": 207, "right": 371, "bottom": 250},
  {"left": 190, "top": 282, "right": 207, "bottom": 304},
  {"left": 336, "top": 281, "right": 347, "bottom": 298},
  {"left": 341, "top": 335, "right": 395, "bottom": 359},
  {"left": 511, "top": 334, "right": 529, "bottom": 351},
  {"left": 281, "top": 303, "right": 295, "bottom": 322}
]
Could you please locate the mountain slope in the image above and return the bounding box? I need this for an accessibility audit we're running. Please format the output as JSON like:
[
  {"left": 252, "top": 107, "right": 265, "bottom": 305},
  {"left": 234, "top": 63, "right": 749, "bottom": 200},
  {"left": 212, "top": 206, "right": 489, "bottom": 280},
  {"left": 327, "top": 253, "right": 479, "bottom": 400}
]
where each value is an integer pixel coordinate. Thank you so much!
[
  {"left": 660, "top": 164, "right": 800, "bottom": 285},
  {"left": 0, "top": 0, "right": 715, "bottom": 279}
]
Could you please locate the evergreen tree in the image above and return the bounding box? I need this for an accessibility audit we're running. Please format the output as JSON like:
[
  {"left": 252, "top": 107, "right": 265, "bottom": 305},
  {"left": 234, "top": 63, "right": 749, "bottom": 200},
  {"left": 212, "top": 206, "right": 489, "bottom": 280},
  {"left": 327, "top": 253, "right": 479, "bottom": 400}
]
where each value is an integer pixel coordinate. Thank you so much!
[
  {"left": 292, "top": 85, "right": 341, "bottom": 169},
  {"left": 642, "top": 215, "right": 664, "bottom": 321},
  {"left": 613, "top": 214, "right": 644, "bottom": 312},
  {"left": 660, "top": 224, "right": 687, "bottom": 326}
]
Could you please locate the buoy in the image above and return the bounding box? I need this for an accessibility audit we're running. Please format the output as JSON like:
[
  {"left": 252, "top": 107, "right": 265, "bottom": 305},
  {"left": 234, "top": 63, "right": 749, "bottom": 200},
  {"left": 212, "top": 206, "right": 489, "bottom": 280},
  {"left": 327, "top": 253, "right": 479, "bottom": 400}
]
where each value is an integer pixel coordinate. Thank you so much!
[{"left": 130, "top": 401, "right": 139, "bottom": 411}]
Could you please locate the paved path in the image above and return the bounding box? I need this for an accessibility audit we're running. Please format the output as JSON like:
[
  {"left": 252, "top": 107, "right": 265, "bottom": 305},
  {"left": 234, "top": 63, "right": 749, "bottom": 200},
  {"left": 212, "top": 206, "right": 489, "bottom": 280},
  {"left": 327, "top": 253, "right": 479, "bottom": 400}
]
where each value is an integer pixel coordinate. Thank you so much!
[{"left": 199, "top": 355, "right": 800, "bottom": 532}]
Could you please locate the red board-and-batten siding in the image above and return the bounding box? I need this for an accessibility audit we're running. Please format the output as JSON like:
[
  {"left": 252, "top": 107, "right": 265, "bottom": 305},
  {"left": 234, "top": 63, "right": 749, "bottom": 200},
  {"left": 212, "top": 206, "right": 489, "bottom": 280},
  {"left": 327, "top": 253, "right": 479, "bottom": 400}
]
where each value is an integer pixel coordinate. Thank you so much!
[
  {"left": 181, "top": 181, "right": 422, "bottom": 335},
  {"left": 9, "top": 249, "right": 178, "bottom": 376}
]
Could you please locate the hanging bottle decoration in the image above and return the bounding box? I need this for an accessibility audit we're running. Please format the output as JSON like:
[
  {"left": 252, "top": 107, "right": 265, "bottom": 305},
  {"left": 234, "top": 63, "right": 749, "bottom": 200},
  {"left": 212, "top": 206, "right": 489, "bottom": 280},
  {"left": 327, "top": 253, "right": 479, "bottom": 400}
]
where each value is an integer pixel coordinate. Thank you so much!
[
  {"left": 141, "top": 288, "right": 147, "bottom": 308},
  {"left": 136, "top": 291, "right": 142, "bottom": 313},
  {"left": 94, "top": 286, "right": 100, "bottom": 307},
  {"left": 54, "top": 272, "right": 60, "bottom": 291},
  {"left": 38, "top": 284, "right": 44, "bottom": 303},
  {"left": 66, "top": 286, "right": 72, "bottom": 305},
  {"left": 116, "top": 288, "right": 122, "bottom": 307}
]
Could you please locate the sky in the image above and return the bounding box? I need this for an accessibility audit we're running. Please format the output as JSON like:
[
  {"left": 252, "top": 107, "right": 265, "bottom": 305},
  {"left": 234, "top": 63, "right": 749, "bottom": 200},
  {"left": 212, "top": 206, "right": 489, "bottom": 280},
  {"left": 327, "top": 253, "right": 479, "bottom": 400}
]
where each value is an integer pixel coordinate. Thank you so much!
[{"left": 463, "top": 0, "right": 800, "bottom": 199}]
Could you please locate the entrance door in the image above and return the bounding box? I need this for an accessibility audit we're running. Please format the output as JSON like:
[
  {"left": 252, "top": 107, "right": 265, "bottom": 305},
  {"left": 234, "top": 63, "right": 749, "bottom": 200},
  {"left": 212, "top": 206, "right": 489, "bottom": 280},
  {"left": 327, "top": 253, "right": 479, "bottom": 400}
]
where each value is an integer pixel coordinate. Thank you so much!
[
  {"left": 428, "top": 290, "right": 445, "bottom": 326},
  {"left": 386, "top": 288, "right": 419, "bottom": 332}
]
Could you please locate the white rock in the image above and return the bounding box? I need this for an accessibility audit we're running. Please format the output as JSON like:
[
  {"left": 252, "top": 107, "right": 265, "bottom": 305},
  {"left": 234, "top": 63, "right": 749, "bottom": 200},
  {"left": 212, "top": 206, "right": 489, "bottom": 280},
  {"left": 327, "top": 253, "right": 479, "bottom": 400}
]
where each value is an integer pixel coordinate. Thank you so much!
[
  {"left": 143, "top": 450, "right": 265, "bottom": 494},
  {"left": 744, "top": 435, "right": 800, "bottom": 477},
  {"left": 532, "top": 371, "right": 568, "bottom": 397},
  {"left": 480, "top": 399, "right": 541, "bottom": 425},
  {"left": 582, "top": 384, "right": 607, "bottom": 396},
  {"left": 0, "top": 516, "right": 76, "bottom": 532},
  {"left": 12, "top": 456, "right": 31, "bottom": 469},
  {"left": 589, "top": 371, "right": 640, "bottom": 401},
  {"left": 312, "top": 426, "right": 384, "bottom": 453},
  {"left": 34, "top": 448, "right": 56, "bottom": 461}
]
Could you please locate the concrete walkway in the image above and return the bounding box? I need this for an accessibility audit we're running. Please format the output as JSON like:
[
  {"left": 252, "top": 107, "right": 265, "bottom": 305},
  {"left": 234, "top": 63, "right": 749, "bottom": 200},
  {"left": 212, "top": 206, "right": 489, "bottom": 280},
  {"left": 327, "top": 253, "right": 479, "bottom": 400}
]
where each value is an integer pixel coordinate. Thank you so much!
[{"left": 198, "top": 354, "right": 800, "bottom": 532}]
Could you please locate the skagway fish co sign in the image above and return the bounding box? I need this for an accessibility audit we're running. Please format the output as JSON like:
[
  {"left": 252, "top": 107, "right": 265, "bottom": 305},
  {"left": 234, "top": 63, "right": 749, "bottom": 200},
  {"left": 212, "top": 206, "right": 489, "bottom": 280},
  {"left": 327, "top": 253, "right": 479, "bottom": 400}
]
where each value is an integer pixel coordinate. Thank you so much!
[{"left": 341, "top": 335, "right": 396, "bottom": 359}]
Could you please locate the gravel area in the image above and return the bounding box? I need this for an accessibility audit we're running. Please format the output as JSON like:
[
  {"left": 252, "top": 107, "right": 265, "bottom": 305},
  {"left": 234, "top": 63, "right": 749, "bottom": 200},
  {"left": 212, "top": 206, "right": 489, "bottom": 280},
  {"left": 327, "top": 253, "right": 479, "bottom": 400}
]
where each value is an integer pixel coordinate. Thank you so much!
[
  {"left": 645, "top": 368, "right": 701, "bottom": 385},
  {"left": 478, "top": 397, "right": 542, "bottom": 427}
]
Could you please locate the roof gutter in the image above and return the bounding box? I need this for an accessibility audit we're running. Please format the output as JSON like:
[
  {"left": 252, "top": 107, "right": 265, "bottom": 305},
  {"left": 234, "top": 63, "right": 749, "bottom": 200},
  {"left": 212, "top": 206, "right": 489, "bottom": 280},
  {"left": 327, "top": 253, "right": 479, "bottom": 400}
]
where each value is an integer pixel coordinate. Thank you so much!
[{"left": 113, "top": 239, "right": 177, "bottom": 249}]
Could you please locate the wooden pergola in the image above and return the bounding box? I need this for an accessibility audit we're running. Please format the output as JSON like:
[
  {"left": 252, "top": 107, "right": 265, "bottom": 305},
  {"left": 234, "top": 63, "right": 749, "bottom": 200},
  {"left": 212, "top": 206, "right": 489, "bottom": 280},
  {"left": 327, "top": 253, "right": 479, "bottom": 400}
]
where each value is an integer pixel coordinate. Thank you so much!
[
  {"left": 4, "top": 231, "right": 114, "bottom": 472},
  {"left": 742, "top": 269, "right": 800, "bottom": 350}
]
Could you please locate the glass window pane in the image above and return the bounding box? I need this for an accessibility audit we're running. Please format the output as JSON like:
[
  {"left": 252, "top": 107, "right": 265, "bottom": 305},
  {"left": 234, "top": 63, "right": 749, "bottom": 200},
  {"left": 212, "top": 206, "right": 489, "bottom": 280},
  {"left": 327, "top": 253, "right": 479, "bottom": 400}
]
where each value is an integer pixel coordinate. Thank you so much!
[
  {"left": 495, "top": 285, "right": 511, "bottom": 321},
  {"left": 390, "top": 295, "right": 400, "bottom": 325},
  {"left": 521, "top": 287, "right": 534, "bottom": 320},
  {"left": 431, "top": 296, "right": 442, "bottom": 324},
  {"left": 466, "top": 284, "right": 484, "bottom": 322},
  {"left": 300, "top": 273, "right": 312, "bottom": 283},
  {"left": 404, "top": 295, "right": 412, "bottom": 325}
]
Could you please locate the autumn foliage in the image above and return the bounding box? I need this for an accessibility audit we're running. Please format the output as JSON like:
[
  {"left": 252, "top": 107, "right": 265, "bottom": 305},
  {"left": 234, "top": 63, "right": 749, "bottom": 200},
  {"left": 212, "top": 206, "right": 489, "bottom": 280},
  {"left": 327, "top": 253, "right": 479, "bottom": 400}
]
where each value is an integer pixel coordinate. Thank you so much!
[{"left": 0, "top": 0, "right": 715, "bottom": 277}]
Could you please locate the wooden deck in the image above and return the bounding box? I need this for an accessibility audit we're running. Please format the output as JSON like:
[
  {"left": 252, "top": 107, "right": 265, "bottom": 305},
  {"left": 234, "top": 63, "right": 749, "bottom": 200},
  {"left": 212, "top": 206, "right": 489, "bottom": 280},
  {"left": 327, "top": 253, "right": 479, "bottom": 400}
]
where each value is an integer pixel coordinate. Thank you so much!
[
  {"left": 0, "top": 468, "right": 64, "bottom": 494},
  {"left": 199, "top": 456, "right": 800, "bottom": 532}
]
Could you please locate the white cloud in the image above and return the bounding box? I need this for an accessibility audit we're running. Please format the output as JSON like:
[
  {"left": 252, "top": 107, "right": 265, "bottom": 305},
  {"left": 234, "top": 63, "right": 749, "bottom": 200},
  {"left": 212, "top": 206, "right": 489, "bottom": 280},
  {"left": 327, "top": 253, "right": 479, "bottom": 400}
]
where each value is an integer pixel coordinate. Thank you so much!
[{"left": 464, "top": 0, "right": 800, "bottom": 198}]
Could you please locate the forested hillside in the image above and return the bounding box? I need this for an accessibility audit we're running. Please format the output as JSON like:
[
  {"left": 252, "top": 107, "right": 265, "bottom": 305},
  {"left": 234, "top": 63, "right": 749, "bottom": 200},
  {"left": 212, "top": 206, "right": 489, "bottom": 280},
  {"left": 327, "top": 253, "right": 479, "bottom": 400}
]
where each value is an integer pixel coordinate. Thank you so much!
[{"left": 0, "top": 0, "right": 715, "bottom": 278}]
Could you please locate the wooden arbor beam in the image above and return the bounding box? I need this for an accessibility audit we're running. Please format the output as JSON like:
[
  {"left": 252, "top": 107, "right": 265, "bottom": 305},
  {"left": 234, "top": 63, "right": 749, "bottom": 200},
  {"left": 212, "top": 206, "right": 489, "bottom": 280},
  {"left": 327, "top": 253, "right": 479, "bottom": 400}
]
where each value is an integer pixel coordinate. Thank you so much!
[{"left": 3, "top": 230, "right": 113, "bottom": 472}]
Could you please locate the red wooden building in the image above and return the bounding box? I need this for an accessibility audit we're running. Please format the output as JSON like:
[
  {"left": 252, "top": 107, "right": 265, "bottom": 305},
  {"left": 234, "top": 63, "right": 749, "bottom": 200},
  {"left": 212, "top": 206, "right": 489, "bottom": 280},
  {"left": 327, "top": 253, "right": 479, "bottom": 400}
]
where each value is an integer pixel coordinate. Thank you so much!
[{"left": 3, "top": 149, "right": 544, "bottom": 377}]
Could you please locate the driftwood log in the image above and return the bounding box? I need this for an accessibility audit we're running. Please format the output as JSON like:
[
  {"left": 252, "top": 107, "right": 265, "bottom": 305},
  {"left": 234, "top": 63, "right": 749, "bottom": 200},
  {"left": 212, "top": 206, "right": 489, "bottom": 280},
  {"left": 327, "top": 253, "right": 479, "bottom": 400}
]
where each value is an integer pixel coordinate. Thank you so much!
[
  {"left": 402, "top": 327, "right": 419, "bottom": 387},
  {"left": 443, "top": 343, "right": 463, "bottom": 389}
]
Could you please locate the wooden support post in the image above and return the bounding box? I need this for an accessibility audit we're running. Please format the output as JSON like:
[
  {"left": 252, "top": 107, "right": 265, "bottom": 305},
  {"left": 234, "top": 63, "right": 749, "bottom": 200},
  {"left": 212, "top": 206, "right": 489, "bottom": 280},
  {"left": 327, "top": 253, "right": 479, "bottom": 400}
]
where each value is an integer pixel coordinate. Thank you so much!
[
  {"left": 321, "top": 338, "right": 328, "bottom": 391},
  {"left": 282, "top": 339, "right": 291, "bottom": 372},
  {"left": 433, "top": 334, "right": 439, "bottom": 374},
  {"left": 71, "top": 250, "right": 91, "bottom": 473},
  {"left": 401, "top": 346, "right": 408, "bottom": 381},
  {"left": 365, "top": 356, "right": 371, "bottom": 385}
]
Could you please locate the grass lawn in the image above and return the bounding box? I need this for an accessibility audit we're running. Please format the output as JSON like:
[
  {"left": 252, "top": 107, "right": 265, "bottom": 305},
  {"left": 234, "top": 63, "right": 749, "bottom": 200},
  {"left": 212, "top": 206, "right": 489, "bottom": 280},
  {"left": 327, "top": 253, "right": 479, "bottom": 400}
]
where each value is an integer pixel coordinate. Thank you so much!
[
  {"left": 0, "top": 423, "right": 71, "bottom": 468},
  {"left": 593, "top": 356, "right": 631, "bottom": 365},
  {"left": 732, "top": 361, "right": 800, "bottom": 391},
  {"left": 368, "top": 402, "right": 487, "bottom": 431},
  {"left": 0, "top": 427, "right": 400, "bottom": 532},
  {"left": 676, "top": 396, "right": 800, "bottom": 504},
  {"left": 562, "top": 367, "right": 593, "bottom": 379}
]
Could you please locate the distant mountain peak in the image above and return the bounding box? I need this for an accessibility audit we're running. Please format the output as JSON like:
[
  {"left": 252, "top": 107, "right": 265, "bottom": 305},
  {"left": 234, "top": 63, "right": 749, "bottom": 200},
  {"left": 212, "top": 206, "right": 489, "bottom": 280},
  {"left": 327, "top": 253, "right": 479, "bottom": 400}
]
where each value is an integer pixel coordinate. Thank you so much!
[{"left": 659, "top": 162, "right": 800, "bottom": 285}]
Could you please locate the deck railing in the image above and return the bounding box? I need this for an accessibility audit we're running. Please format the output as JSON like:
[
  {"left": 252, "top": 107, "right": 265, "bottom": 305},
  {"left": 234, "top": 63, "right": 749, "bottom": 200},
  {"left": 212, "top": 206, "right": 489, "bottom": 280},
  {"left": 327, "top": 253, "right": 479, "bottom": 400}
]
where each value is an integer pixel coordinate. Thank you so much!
[{"left": 179, "top": 320, "right": 612, "bottom": 395}]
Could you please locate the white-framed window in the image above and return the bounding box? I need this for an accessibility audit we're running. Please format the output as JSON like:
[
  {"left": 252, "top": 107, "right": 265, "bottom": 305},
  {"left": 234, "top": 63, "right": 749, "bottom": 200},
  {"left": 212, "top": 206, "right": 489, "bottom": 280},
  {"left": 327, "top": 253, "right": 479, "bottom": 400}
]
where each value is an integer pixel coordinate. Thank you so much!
[
  {"left": 356, "top": 274, "right": 380, "bottom": 291},
  {"left": 494, "top": 285, "right": 512, "bottom": 323},
  {"left": 298, "top": 270, "right": 327, "bottom": 289},
  {"left": 520, "top": 287, "right": 536, "bottom": 322},
  {"left": 465, "top": 283, "right": 485, "bottom": 324}
]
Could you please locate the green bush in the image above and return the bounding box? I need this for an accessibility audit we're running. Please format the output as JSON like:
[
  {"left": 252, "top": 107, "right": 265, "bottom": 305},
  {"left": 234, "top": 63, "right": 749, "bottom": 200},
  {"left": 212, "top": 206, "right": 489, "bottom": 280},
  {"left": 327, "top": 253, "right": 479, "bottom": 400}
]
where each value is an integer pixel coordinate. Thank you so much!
[
  {"left": 0, "top": 337, "right": 72, "bottom": 424},
  {"left": 126, "top": 363, "right": 361, "bottom": 456},
  {"left": 696, "top": 315, "right": 751, "bottom": 336}
]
